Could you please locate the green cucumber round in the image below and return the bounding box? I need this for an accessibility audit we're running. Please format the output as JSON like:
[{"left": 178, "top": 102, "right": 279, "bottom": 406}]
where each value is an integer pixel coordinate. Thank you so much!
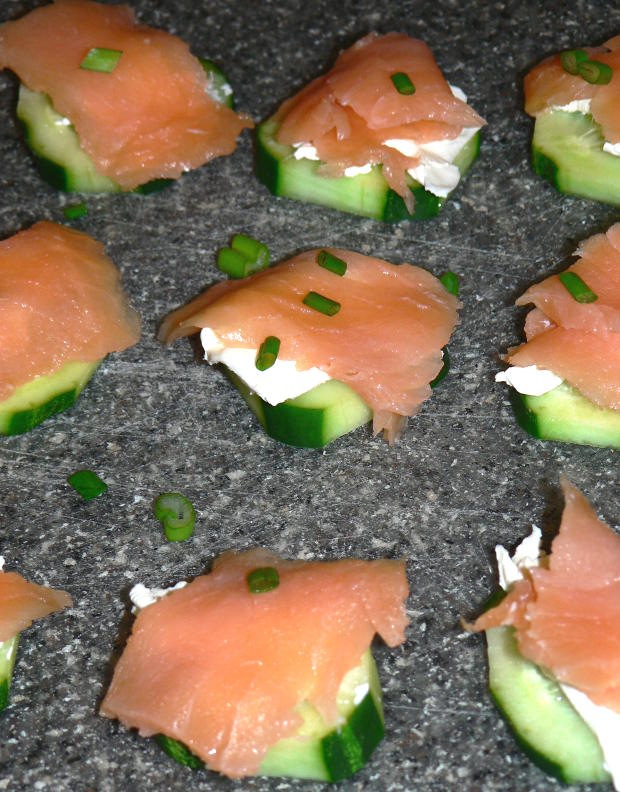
[
  {"left": 0, "top": 360, "right": 101, "bottom": 436},
  {"left": 156, "top": 649, "right": 385, "bottom": 782},
  {"left": 486, "top": 625, "right": 609, "bottom": 784},
  {"left": 531, "top": 110, "right": 620, "bottom": 206},
  {"left": 256, "top": 117, "right": 480, "bottom": 222},
  {"left": 509, "top": 382, "right": 620, "bottom": 449},
  {"left": 0, "top": 636, "right": 19, "bottom": 713}
]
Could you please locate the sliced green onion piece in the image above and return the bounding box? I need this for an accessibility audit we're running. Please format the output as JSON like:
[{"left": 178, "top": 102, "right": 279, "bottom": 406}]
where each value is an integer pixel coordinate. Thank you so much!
[
  {"left": 440, "top": 271, "right": 459, "bottom": 297},
  {"left": 80, "top": 47, "right": 123, "bottom": 73},
  {"left": 255, "top": 335, "right": 281, "bottom": 371},
  {"left": 317, "top": 250, "right": 347, "bottom": 276},
  {"left": 231, "top": 234, "right": 270, "bottom": 270},
  {"left": 217, "top": 247, "right": 251, "bottom": 278},
  {"left": 247, "top": 566, "right": 280, "bottom": 594},
  {"left": 391, "top": 72, "right": 415, "bottom": 95},
  {"left": 153, "top": 492, "right": 196, "bottom": 542},
  {"left": 578, "top": 59, "right": 613, "bottom": 85},
  {"left": 302, "top": 291, "right": 341, "bottom": 316},
  {"left": 558, "top": 271, "right": 598, "bottom": 303},
  {"left": 67, "top": 469, "right": 107, "bottom": 500},
  {"left": 63, "top": 202, "right": 87, "bottom": 221},
  {"left": 560, "top": 49, "right": 589, "bottom": 75}
]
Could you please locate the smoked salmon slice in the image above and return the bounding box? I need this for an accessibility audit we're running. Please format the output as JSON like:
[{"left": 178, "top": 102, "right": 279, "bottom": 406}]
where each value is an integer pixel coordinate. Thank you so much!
[
  {"left": 159, "top": 248, "right": 461, "bottom": 442},
  {"left": 0, "top": 221, "right": 140, "bottom": 402},
  {"left": 100, "top": 549, "right": 408, "bottom": 778},
  {"left": 0, "top": 559, "right": 72, "bottom": 643},
  {"left": 0, "top": 0, "right": 252, "bottom": 189},
  {"left": 469, "top": 478, "right": 620, "bottom": 712}
]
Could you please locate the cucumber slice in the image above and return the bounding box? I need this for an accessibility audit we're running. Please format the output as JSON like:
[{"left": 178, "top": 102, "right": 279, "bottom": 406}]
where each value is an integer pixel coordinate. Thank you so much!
[
  {"left": 509, "top": 382, "right": 620, "bottom": 449},
  {"left": 157, "top": 649, "right": 385, "bottom": 782},
  {"left": 0, "top": 360, "right": 101, "bottom": 436},
  {"left": 226, "top": 348, "right": 449, "bottom": 448},
  {"left": 0, "top": 636, "right": 19, "bottom": 713},
  {"left": 256, "top": 118, "right": 480, "bottom": 222},
  {"left": 487, "top": 626, "right": 609, "bottom": 784},
  {"left": 16, "top": 60, "right": 232, "bottom": 193},
  {"left": 531, "top": 110, "right": 620, "bottom": 206}
]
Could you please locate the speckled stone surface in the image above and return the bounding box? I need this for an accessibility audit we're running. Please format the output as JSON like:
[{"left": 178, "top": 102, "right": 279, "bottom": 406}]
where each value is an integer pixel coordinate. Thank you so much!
[{"left": 1, "top": 0, "right": 619, "bottom": 790}]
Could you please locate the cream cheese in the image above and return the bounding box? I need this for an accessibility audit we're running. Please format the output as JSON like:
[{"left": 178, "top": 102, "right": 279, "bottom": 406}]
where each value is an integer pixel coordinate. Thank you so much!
[
  {"left": 497, "top": 530, "right": 620, "bottom": 789},
  {"left": 495, "top": 365, "right": 563, "bottom": 396},
  {"left": 129, "top": 581, "right": 187, "bottom": 613},
  {"left": 200, "top": 327, "right": 330, "bottom": 406}
]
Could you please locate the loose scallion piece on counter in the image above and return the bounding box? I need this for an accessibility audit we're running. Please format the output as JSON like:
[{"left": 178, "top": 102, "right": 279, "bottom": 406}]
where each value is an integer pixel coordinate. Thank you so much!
[
  {"left": 390, "top": 72, "right": 415, "bottom": 95},
  {"left": 217, "top": 235, "right": 270, "bottom": 279},
  {"left": 302, "top": 291, "right": 341, "bottom": 316},
  {"left": 560, "top": 49, "right": 589, "bottom": 75},
  {"left": 255, "top": 335, "right": 281, "bottom": 371},
  {"left": 153, "top": 492, "right": 196, "bottom": 542},
  {"left": 247, "top": 566, "right": 280, "bottom": 594},
  {"left": 67, "top": 469, "right": 107, "bottom": 500},
  {"left": 80, "top": 47, "right": 123, "bottom": 73},
  {"left": 63, "top": 202, "right": 87, "bottom": 220},
  {"left": 317, "top": 250, "right": 347, "bottom": 276},
  {"left": 578, "top": 59, "right": 613, "bottom": 85},
  {"left": 440, "top": 271, "right": 459, "bottom": 297},
  {"left": 558, "top": 271, "right": 598, "bottom": 303}
]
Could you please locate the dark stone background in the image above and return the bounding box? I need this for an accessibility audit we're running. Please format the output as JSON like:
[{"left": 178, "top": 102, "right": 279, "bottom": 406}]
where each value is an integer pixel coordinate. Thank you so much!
[{"left": 1, "top": 0, "right": 619, "bottom": 789}]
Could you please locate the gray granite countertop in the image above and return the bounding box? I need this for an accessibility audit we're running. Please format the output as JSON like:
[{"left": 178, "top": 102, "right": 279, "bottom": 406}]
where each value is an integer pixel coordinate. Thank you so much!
[{"left": 1, "top": 0, "right": 619, "bottom": 790}]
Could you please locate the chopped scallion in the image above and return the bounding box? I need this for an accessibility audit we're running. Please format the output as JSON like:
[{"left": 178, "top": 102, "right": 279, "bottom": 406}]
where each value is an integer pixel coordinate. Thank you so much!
[
  {"left": 558, "top": 271, "right": 598, "bottom": 303},
  {"left": 317, "top": 250, "right": 347, "bottom": 276},
  {"left": 440, "top": 271, "right": 459, "bottom": 297},
  {"left": 155, "top": 735, "right": 204, "bottom": 769},
  {"left": 391, "top": 72, "right": 415, "bottom": 95},
  {"left": 255, "top": 335, "right": 280, "bottom": 371},
  {"left": 302, "top": 291, "right": 341, "bottom": 316},
  {"left": 63, "top": 202, "right": 87, "bottom": 221},
  {"left": 80, "top": 47, "right": 123, "bottom": 73},
  {"left": 153, "top": 492, "right": 196, "bottom": 542},
  {"left": 560, "top": 49, "right": 589, "bottom": 75},
  {"left": 217, "top": 234, "right": 270, "bottom": 279},
  {"left": 68, "top": 469, "right": 107, "bottom": 500},
  {"left": 578, "top": 59, "right": 613, "bottom": 85},
  {"left": 247, "top": 566, "right": 280, "bottom": 594}
]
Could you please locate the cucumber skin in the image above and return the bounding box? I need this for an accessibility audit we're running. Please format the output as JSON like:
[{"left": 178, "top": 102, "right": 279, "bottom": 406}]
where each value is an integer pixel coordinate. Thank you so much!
[
  {"left": 486, "top": 626, "right": 609, "bottom": 784},
  {"left": 531, "top": 110, "right": 620, "bottom": 207},
  {"left": 509, "top": 383, "right": 620, "bottom": 449},
  {"left": 0, "top": 360, "right": 101, "bottom": 436},
  {"left": 256, "top": 118, "right": 480, "bottom": 222}
]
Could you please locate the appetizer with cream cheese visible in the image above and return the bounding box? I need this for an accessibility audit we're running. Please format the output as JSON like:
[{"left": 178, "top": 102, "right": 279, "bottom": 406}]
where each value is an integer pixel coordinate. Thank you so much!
[{"left": 256, "top": 32, "right": 485, "bottom": 221}]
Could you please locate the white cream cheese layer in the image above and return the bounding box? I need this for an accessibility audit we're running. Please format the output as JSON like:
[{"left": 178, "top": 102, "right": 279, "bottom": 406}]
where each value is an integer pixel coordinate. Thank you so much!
[
  {"left": 497, "top": 530, "right": 620, "bottom": 789},
  {"left": 292, "top": 84, "right": 482, "bottom": 197},
  {"left": 495, "top": 365, "right": 563, "bottom": 396},
  {"left": 129, "top": 581, "right": 187, "bottom": 613},
  {"left": 554, "top": 100, "right": 620, "bottom": 156},
  {"left": 200, "top": 328, "right": 330, "bottom": 406}
]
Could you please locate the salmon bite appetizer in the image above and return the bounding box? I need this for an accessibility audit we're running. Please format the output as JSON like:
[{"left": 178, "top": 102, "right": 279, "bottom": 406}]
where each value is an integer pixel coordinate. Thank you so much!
[
  {"left": 0, "top": 556, "right": 72, "bottom": 712},
  {"left": 101, "top": 549, "right": 409, "bottom": 781},
  {"left": 0, "top": 221, "right": 140, "bottom": 434},
  {"left": 159, "top": 248, "right": 461, "bottom": 447},
  {"left": 0, "top": 0, "right": 252, "bottom": 192},
  {"left": 257, "top": 32, "right": 485, "bottom": 221},
  {"left": 525, "top": 35, "right": 620, "bottom": 205},
  {"left": 496, "top": 222, "right": 620, "bottom": 448},
  {"left": 465, "top": 478, "right": 620, "bottom": 788}
]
